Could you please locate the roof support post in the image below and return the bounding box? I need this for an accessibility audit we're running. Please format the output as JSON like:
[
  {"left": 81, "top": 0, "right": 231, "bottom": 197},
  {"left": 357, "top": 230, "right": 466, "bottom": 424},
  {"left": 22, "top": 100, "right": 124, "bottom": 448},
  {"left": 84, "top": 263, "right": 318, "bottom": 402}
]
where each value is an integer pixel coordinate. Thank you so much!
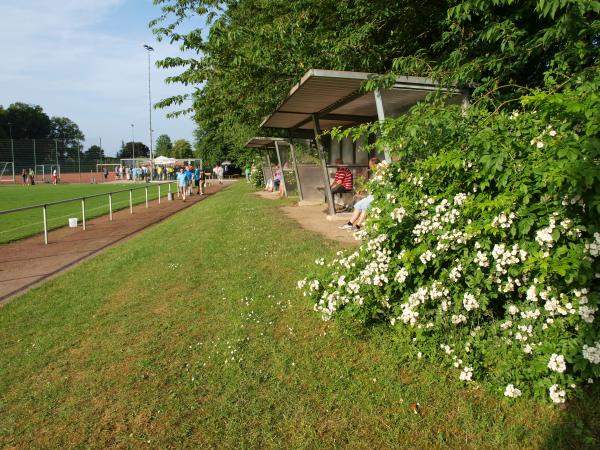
[
  {"left": 274, "top": 140, "right": 288, "bottom": 197},
  {"left": 461, "top": 91, "right": 470, "bottom": 116},
  {"left": 374, "top": 89, "right": 391, "bottom": 163},
  {"left": 312, "top": 113, "right": 335, "bottom": 216},
  {"left": 265, "top": 151, "right": 274, "bottom": 181},
  {"left": 288, "top": 132, "right": 304, "bottom": 201}
]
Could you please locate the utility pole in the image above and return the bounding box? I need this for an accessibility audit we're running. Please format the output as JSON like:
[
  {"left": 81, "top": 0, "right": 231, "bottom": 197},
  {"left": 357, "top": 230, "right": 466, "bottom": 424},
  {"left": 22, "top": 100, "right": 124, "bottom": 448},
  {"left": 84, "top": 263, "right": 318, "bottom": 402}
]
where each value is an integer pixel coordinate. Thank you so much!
[{"left": 144, "top": 44, "right": 155, "bottom": 180}]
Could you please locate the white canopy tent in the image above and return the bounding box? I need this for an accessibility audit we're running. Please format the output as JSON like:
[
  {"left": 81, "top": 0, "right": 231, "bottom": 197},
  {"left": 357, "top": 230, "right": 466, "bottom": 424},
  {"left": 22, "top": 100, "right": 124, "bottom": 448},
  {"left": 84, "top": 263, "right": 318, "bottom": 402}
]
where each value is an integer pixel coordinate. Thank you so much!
[{"left": 153, "top": 156, "right": 177, "bottom": 166}]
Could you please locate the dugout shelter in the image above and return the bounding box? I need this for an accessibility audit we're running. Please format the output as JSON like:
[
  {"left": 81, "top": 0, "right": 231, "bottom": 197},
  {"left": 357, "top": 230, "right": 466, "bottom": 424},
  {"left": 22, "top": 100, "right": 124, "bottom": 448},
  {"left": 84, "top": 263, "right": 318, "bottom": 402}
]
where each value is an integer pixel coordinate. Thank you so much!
[{"left": 260, "top": 69, "right": 469, "bottom": 215}]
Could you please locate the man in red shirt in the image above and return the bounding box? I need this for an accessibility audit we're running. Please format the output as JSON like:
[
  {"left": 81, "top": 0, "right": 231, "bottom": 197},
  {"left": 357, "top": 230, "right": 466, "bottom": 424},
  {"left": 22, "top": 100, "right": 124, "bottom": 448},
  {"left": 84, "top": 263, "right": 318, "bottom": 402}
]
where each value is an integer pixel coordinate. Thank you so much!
[{"left": 330, "top": 158, "right": 353, "bottom": 195}]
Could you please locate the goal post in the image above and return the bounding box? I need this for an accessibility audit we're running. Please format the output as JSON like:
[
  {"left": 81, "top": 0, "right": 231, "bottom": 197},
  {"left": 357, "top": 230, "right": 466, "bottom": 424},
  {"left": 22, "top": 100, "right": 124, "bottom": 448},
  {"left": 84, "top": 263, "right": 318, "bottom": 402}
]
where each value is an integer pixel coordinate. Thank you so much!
[
  {"left": 96, "top": 163, "right": 122, "bottom": 183},
  {"left": 0, "top": 162, "right": 15, "bottom": 183},
  {"left": 35, "top": 164, "right": 58, "bottom": 183}
]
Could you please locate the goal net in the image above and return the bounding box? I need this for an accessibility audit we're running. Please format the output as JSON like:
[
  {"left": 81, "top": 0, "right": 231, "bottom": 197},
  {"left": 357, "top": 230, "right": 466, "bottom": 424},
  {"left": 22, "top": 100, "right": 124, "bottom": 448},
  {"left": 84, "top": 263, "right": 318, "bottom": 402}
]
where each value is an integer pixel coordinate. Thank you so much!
[
  {"left": 0, "top": 162, "right": 14, "bottom": 183},
  {"left": 35, "top": 164, "right": 59, "bottom": 183},
  {"left": 96, "top": 163, "right": 122, "bottom": 183}
]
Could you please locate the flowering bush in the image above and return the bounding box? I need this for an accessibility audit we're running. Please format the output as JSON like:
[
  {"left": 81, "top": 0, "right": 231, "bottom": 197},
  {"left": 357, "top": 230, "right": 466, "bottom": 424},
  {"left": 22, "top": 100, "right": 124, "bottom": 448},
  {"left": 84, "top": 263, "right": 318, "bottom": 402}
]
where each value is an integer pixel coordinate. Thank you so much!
[
  {"left": 299, "top": 71, "right": 600, "bottom": 403},
  {"left": 250, "top": 164, "right": 264, "bottom": 188}
]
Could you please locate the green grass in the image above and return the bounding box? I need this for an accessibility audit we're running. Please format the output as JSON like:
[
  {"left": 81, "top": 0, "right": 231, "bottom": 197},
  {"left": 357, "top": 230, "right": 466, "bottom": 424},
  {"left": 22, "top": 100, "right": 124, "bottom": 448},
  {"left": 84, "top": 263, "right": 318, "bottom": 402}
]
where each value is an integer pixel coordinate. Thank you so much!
[
  {"left": 0, "top": 182, "right": 598, "bottom": 448},
  {"left": 0, "top": 182, "right": 177, "bottom": 243}
]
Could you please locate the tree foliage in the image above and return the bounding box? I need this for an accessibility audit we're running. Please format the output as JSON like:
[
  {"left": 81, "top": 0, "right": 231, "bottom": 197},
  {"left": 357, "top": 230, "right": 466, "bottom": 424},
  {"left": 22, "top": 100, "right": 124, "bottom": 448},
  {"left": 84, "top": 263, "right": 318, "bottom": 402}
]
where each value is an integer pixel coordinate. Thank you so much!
[
  {"left": 117, "top": 141, "right": 150, "bottom": 158},
  {"left": 172, "top": 138, "right": 194, "bottom": 158},
  {"left": 155, "top": 134, "right": 174, "bottom": 156},
  {"left": 0, "top": 103, "right": 85, "bottom": 142},
  {"left": 151, "top": 0, "right": 448, "bottom": 164},
  {"left": 85, "top": 145, "right": 105, "bottom": 160}
]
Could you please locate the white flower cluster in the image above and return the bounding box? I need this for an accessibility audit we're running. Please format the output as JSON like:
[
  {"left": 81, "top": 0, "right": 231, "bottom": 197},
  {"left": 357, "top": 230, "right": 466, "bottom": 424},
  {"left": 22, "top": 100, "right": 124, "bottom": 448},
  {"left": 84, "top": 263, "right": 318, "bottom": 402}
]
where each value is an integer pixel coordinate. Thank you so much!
[
  {"left": 390, "top": 207, "right": 406, "bottom": 223},
  {"left": 515, "top": 324, "right": 533, "bottom": 342},
  {"left": 408, "top": 175, "right": 423, "bottom": 186},
  {"left": 491, "top": 212, "right": 515, "bottom": 229},
  {"left": 314, "top": 257, "right": 325, "bottom": 266},
  {"left": 413, "top": 198, "right": 461, "bottom": 243},
  {"left": 582, "top": 342, "right": 600, "bottom": 364},
  {"left": 437, "top": 229, "right": 471, "bottom": 252},
  {"left": 394, "top": 267, "right": 409, "bottom": 283},
  {"left": 449, "top": 264, "right": 462, "bottom": 282},
  {"left": 586, "top": 232, "right": 600, "bottom": 257},
  {"left": 463, "top": 292, "right": 479, "bottom": 311},
  {"left": 473, "top": 250, "right": 489, "bottom": 268},
  {"left": 535, "top": 216, "right": 558, "bottom": 250},
  {"left": 548, "top": 384, "right": 566, "bottom": 404},
  {"left": 491, "top": 243, "right": 527, "bottom": 276},
  {"left": 451, "top": 314, "right": 467, "bottom": 324},
  {"left": 547, "top": 353, "right": 567, "bottom": 373},
  {"left": 453, "top": 193, "right": 468, "bottom": 206},
  {"left": 419, "top": 250, "right": 436, "bottom": 265},
  {"left": 504, "top": 384, "right": 522, "bottom": 398},
  {"left": 396, "top": 283, "right": 450, "bottom": 326},
  {"left": 459, "top": 367, "right": 473, "bottom": 381}
]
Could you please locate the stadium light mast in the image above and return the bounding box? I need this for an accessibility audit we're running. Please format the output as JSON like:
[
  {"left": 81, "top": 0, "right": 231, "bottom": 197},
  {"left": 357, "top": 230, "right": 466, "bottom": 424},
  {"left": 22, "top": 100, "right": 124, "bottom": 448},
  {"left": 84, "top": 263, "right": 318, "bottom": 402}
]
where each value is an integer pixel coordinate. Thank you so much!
[{"left": 144, "top": 44, "right": 154, "bottom": 180}]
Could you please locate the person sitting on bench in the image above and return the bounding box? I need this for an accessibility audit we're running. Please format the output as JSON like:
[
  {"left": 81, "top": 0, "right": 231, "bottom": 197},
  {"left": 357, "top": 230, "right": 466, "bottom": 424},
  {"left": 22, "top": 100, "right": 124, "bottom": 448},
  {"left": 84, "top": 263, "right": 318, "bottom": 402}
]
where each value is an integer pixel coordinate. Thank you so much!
[
  {"left": 330, "top": 159, "right": 353, "bottom": 196},
  {"left": 340, "top": 157, "right": 381, "bottom": 231}
]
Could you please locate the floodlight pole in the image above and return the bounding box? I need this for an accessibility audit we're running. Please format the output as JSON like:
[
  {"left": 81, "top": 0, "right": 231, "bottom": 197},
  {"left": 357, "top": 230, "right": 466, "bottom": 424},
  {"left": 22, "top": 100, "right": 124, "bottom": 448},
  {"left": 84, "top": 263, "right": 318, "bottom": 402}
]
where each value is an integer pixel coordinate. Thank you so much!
[{"left": 144, "top": 44, "right": 155, "bottom": 180}]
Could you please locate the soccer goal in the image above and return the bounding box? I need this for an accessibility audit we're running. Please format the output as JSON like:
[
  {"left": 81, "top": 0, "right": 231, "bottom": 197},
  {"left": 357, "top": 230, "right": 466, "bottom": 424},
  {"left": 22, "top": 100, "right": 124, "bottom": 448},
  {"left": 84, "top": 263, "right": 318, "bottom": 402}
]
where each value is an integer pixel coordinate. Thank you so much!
[
  {"left": 35, "top": 164, "right": 58, "bottom": 183},
  {"left": 0, "top": 162, "right": 15, "bottom": 183},
  {"left": 96, "top": 163, "right": 121, "bottom": 183}
]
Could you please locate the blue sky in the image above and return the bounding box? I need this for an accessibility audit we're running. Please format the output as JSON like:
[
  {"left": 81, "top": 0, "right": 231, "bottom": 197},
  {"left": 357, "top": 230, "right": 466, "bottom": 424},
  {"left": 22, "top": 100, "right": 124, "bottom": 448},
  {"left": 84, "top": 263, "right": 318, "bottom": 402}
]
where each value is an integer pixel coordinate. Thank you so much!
[{"left": 0, "top": 0, "right": 202, "bottom": 156}]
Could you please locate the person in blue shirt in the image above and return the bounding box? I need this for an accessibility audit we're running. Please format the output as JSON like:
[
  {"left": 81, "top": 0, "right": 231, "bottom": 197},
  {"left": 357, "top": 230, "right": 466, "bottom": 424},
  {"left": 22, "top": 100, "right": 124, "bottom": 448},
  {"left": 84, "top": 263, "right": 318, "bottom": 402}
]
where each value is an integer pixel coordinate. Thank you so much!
[
  {"left": 177, "top": 168, "right": 188, "bottom": 201},
  {"left": 193, "top": 166, "right": 203, "bottom": 195},
  {"left": 184, "top": 166, "right": 193, "bottom": 196}
]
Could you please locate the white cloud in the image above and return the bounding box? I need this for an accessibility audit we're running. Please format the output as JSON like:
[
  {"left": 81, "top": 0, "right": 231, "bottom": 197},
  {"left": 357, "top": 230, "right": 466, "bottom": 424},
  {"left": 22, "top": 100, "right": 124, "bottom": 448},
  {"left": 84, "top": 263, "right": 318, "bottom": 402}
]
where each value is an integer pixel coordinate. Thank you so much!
[{"left": 0, "top": 0, "right": 196, "bottom": 155}]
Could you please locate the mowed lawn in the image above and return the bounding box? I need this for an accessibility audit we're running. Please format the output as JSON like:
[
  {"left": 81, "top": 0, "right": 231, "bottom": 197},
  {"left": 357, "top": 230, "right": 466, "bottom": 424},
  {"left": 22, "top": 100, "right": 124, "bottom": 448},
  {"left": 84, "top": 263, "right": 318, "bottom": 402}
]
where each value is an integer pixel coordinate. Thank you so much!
[
  {"left": 0, "top": 182, "right": 176, "bottom": 243},
  {"left": 0, "top": 182, "right": 598, "bottom": 449}
]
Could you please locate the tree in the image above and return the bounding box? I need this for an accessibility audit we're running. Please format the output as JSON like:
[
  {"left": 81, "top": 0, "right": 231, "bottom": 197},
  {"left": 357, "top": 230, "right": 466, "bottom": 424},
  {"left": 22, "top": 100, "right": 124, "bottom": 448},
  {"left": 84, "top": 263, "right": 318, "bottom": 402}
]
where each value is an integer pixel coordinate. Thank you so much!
[
  {"left": 85, "top": 145, "right": 104, "bottom": 160},
  {"left": 151, "top": 0, "right": 448, "bottom": 165},
  {"left": 172, "top": 139, "right": 194, "bottom": 159},
  {"left": 0, "top": 102, "right": 51, "bottom": 139},
  {"left": 117, "top": 141, "right": 150, "bottom": 158},
  {"left": 155, "top": 134, "right": 173, "bottom": 156},
  {"left": 48, "top": 116, "right": 85, "bottom": 141}
]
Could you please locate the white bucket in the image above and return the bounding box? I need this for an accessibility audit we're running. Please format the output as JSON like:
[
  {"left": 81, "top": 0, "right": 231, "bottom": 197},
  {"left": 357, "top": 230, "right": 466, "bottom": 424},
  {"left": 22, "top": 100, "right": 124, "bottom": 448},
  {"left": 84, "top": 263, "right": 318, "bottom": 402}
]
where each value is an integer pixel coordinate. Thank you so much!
[
  {"left": 167, "top": 192, "right": 174, "bottom": 201},
  {"left": 68, "top": 218, "right": 78, "bottom": 228}
]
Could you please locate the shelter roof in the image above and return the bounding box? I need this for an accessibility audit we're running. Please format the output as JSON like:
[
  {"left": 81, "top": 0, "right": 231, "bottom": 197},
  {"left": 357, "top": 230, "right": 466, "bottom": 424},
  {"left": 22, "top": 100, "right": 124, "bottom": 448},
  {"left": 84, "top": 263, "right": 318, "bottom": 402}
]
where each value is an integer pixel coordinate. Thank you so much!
[
  {"left": 261, "top": 69, "right": 466, "bottom": 131},
  {"left": 244, "top": 137, "right": 288, "bottom": 149}
]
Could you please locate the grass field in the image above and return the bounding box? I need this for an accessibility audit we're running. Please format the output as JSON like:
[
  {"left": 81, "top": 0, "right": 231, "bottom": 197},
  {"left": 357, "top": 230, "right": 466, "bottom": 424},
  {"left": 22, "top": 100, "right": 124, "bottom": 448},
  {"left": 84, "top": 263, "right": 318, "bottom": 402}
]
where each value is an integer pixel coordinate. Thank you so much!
[
  {"left": 0, "top": 182, "right": 598, "bottom": 448},
  {"left": 0, "top": 182, "right": 176, "bottom": 243}
]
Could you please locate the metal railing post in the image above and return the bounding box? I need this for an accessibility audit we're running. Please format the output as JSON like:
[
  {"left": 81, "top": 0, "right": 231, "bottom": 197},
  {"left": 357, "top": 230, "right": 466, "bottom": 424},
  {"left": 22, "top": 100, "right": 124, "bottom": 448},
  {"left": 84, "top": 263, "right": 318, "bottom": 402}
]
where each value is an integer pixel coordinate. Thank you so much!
[
  {"left": 129, "top": 190, "right": 133, "bottom": 214},
  {"left": 158, "top": 184, "right": 161, "bottom": 204},
  {"left": 145, "top": 186, "right": 148, "bottom": 208},
  {"left": 109, "top": 193, "right": 113, "bottom": 221},
  {"left": 81, "top": 198, "right": 86, "bottom": 230},
  {"left": 42, "top": 205, "right": 48, "bottom": 244}
]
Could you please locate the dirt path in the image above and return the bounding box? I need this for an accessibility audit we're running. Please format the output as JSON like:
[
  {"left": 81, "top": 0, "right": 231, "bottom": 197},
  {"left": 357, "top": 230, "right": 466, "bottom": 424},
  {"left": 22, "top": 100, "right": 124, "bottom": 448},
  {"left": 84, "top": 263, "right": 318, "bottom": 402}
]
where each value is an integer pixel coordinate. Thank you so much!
[{"left": 0, "top": 181, "right": 232, "bottom": 302}]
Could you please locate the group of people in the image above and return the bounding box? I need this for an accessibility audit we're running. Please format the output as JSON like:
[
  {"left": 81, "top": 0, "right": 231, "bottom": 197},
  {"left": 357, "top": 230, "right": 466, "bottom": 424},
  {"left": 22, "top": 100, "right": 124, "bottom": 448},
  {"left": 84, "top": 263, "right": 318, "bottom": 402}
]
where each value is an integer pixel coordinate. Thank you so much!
[
  {"left": 20, "top": 168, "right": 35, "bottom": 186},
  {"left": 338, "top": 156, "right": 380, "bottom": 231},
  {"left": 20, "top": 168, "right": 59, "bottom": 185},
  {"left": 176, "top": 164, "right": 204, "bottom": 201},
  {"left": 264, "top": 162, "right": 289, "bottom": 197}
]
